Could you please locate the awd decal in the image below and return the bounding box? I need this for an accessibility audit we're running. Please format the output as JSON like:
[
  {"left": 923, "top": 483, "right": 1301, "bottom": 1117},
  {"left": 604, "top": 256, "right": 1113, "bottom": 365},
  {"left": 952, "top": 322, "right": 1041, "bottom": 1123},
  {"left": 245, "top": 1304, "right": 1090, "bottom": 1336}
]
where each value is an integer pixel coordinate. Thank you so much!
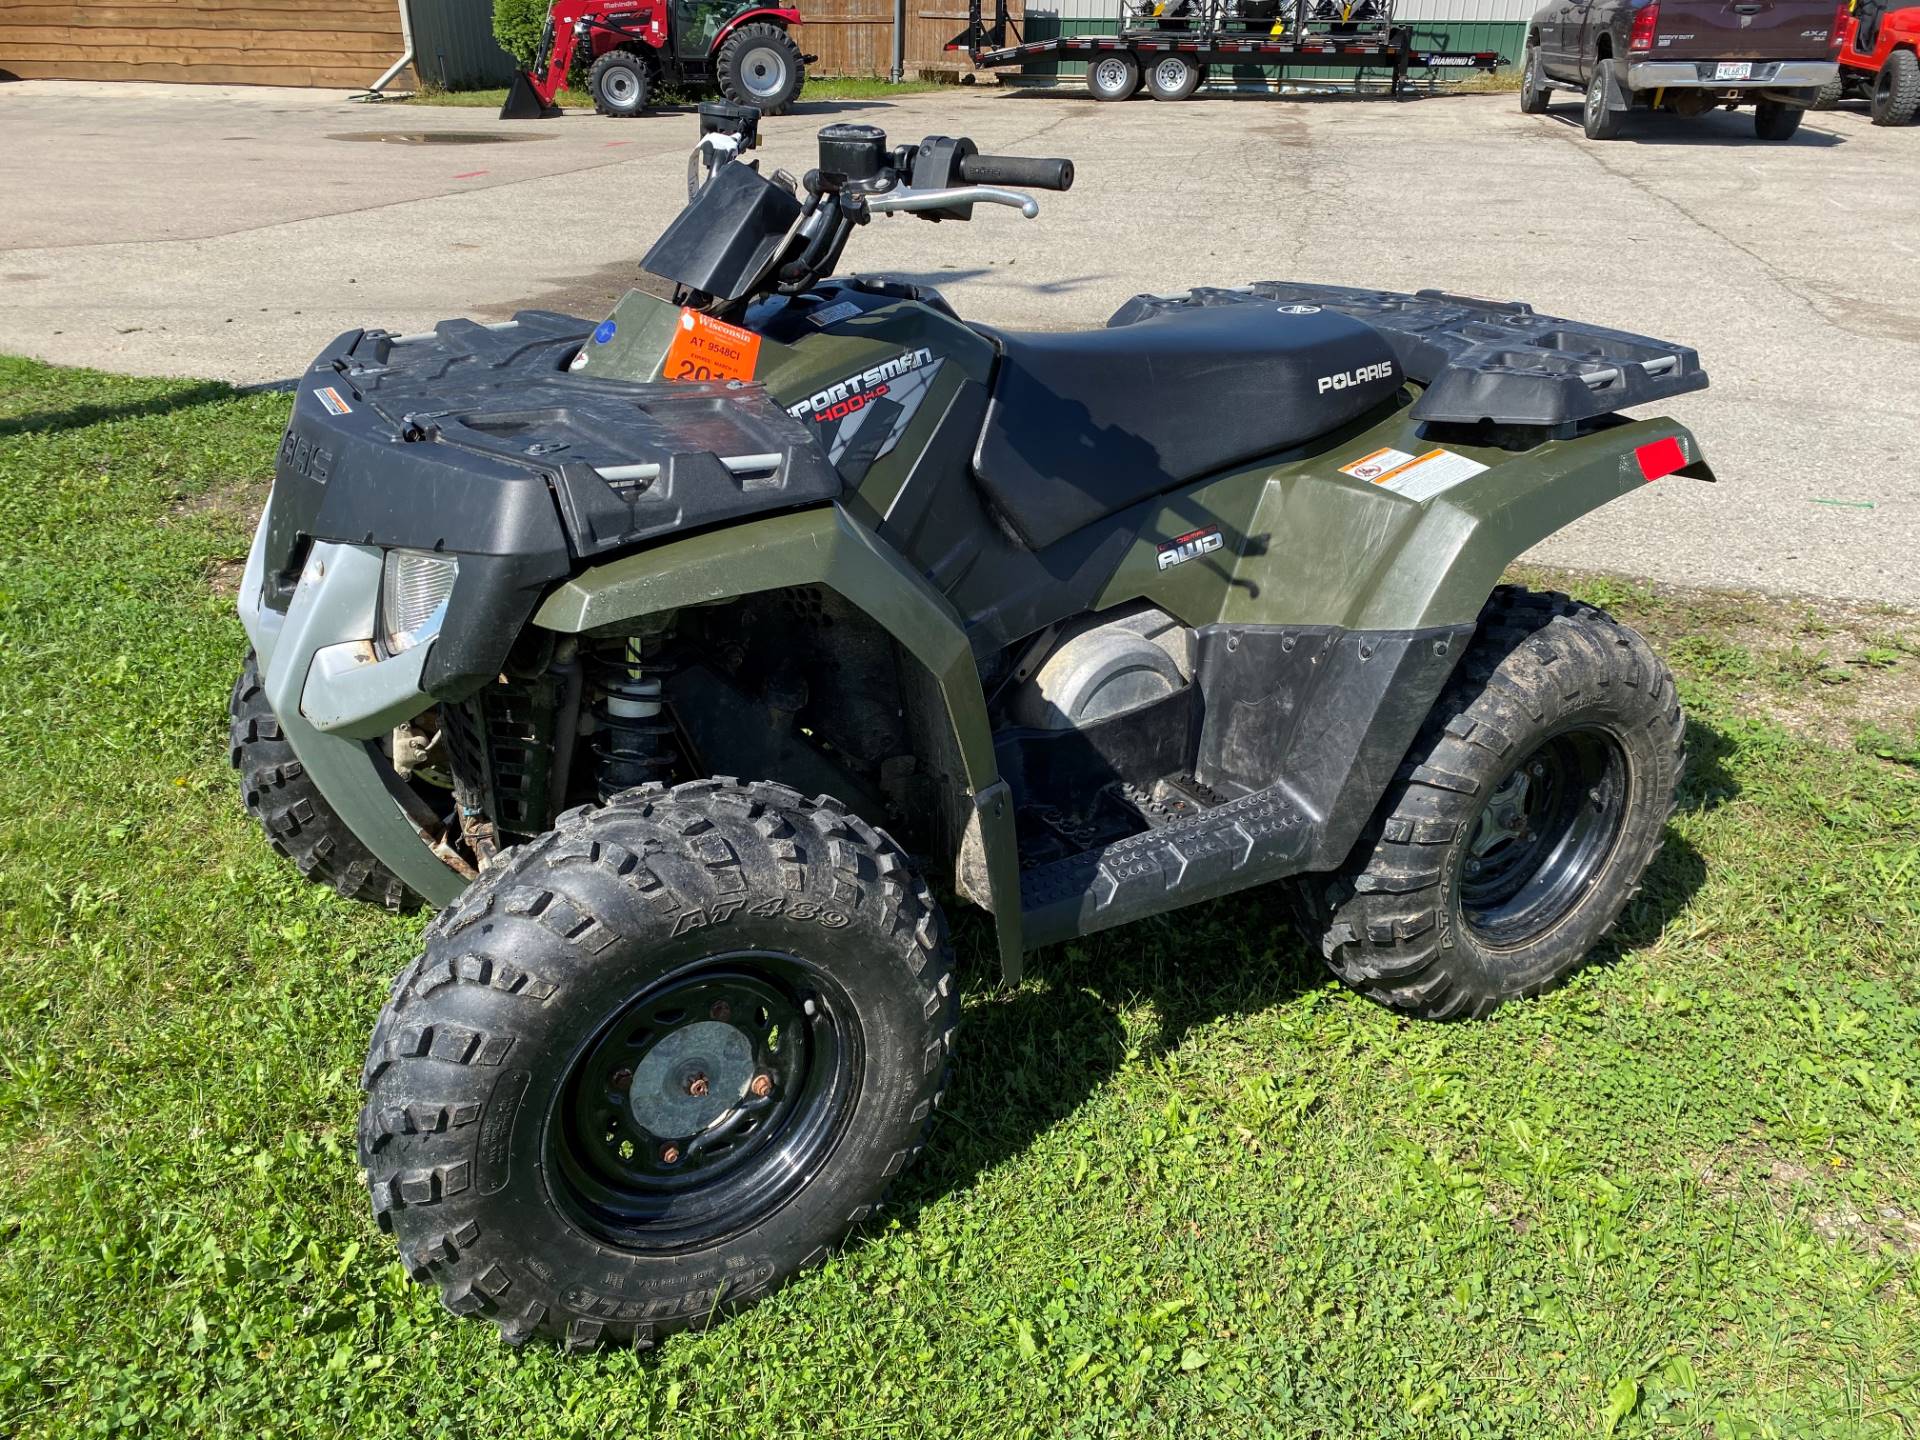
[
  {"left": 1156, "top": 526, "right": 1224, "bottom": 570},
  {"left": 1317, "top": 361, "right": 1395, "bottom": 395},
  {"left": 787, "top": 347, "right": 943, "bottom": 474}
]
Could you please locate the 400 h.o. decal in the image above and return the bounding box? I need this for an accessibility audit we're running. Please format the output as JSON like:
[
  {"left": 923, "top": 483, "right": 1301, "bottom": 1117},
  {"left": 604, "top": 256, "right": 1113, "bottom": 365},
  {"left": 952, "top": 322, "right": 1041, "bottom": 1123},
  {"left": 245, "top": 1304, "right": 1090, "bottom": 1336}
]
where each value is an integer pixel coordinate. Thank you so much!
[{"left": 785, "top": 348, "right": 944, "bottom": 475}]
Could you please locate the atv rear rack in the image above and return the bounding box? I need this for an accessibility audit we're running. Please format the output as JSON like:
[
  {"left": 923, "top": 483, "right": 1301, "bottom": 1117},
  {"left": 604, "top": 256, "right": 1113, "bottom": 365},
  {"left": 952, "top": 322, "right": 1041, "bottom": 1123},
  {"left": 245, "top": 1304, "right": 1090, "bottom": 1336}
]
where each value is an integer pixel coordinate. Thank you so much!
[{"left": 1108, "top": 285, "right": 1709, "bottom": 433}]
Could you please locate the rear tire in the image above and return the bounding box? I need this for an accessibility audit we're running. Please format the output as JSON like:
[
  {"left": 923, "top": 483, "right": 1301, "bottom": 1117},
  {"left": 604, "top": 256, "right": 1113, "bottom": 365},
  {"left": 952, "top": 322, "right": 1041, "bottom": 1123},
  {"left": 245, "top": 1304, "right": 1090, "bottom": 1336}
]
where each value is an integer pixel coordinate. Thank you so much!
[
  {"left": 1753, "top": 99, "right": 1804, "bottom": 139},
  {"left": 587, "top": 48, "right": 652, "bottom": 118},
  {"left": 1869, "top": 49, "right": 1920, "bottom": 126},
  {"left": 229, "top": 650, "right": 421, "bottom": 913},
  {"left": 1520, "top": 37, "right": 1552, "bottom": 113},
  {"left": 1088, "top": 52, "right": 1141, "bottom": 101},
  {"left": 360, "top": 779, "right": 955, "bottom": 1349},
  {"left": 1144, "top": 52, "right": 1203, "bottom": 101},
  {"left": 717, "top": 23, "right": 806, "bottom": 116},
  {"left": 1583, "top": 66, "right": 1623, "bottom": 139},
  {"left": 1809, "top": 76, "right": 1844, "bottom": 110},
  {"left": 1289, "top": 588, "right": 1684, "bottom": 1021}
]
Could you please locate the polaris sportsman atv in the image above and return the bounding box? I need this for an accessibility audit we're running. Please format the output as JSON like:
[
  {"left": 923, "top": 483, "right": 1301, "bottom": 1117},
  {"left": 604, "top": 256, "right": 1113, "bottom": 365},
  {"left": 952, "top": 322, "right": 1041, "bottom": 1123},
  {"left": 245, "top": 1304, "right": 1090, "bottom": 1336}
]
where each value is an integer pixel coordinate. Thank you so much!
[{"left": 232, "top": 103, "right": 1712, "bottom": 1350}]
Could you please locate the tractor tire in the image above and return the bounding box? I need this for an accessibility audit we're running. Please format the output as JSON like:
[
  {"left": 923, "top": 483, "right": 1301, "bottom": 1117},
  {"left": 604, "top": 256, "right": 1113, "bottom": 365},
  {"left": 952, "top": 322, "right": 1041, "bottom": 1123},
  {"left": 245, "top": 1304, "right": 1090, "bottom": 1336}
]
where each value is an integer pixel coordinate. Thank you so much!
[
  {"left": 1519, "top": 36, "right": 1552, "bottom": 113},
  {"left": 359, "top": 779, "right": 956, "bottom": 1350},
  {"left": 1289, "top": 588, "right": 1684, "bottom": 1022},
  {"left": 1088, "top": 52, "right": 1141, "bottom": 101},
  {"left": 1582, "top": 66, "right": 1623, "bottom": 139},
  {"left": 717, "top": 23, "right": 806, "bottom": 116},
  {"left": 1144, "top": 52, "right": 1203, "bottom": 100},
  {"left": 1753, "top": 99, "right": 1804, "bottom": 139},
  {"left": 1809, "top": 76, "right": 1845, "bottom": 110},
  {"left": 588, "top": 48, "right": 653, "bottom": 118},
  {"left": 229, "top": 650, "right": 421, "bottom": 913},
  {"left": 1870, "top": 49, "right": 1920, "bottom": 126}
]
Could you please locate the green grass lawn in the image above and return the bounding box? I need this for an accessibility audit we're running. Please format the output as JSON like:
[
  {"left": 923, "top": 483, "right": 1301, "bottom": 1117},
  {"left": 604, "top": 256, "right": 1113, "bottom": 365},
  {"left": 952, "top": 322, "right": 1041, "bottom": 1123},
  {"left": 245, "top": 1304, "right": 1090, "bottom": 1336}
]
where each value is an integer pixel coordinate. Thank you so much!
[
  {"left": 1, "top": 356, "right": 1917, "bottom": 1438},
  {"left": 407, "top": 75, "right": 956, "bottom": 109}
]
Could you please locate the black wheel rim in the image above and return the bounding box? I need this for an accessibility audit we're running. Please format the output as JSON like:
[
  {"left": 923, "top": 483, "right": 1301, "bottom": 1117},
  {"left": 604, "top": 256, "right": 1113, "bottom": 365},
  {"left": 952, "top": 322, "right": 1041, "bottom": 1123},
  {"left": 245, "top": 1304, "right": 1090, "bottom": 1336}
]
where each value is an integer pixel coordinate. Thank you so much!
[
  {"left": 547, "top": 951, "right": 861, "bottom": 1253},
  {"left": 1458, "top": 728, "right": 1630, "bottom": 948}
]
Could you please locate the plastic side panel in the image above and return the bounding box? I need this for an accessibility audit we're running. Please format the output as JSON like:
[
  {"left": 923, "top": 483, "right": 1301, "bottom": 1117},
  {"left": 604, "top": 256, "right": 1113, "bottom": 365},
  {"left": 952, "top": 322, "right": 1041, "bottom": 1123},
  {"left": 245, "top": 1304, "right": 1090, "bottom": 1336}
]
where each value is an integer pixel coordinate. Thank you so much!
[
  {"left": 1096, "top": 412, "right": 1706, "bottom": 632},
  {"left": 530, "top": 504, "right": 1025, "bottom": 972}
]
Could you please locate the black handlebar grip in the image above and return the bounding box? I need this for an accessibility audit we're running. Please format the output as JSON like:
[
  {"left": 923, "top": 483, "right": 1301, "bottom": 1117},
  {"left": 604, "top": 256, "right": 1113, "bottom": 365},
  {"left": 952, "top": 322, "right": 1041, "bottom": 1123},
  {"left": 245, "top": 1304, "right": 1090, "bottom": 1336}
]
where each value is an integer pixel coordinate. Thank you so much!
[{"left": 955, "top": 153, "right": 1075, "bottom": 192}]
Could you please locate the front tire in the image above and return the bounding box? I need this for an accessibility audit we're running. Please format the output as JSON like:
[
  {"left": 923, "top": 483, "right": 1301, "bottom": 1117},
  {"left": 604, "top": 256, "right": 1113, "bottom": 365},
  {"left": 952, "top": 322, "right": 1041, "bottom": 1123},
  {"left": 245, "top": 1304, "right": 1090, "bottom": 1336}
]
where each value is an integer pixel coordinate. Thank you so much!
[
  {"left": 587, "top": 48, "right": 652, "bottom": 118},
  {"left": 229, "top": 650, "right": 421, "bottom": 912},
  {"left": 1290, "top": 588, "right": 1684, "bottom": 1021},
  {"left": 1869, "top": 49, "right": 1920, "bottom": 126},
  {"left": 1519, "top": 37, "right": 1552, "bottom": 113},
  {"left": 717, "top": 23, "right": 806, "bottom": 115},
  {"left": 1088, "top": 52, "right": 1141, "bottom": 102},
  {"left": 359, "top": 779, "right": 955, "bottom": 1349}
]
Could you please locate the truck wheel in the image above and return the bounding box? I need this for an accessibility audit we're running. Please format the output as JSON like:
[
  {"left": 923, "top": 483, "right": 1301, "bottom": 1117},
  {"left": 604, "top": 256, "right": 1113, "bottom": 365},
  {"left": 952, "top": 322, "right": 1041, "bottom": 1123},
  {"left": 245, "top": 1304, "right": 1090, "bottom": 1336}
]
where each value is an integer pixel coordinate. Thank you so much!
[
  {"left": 717, "top": 23, "right": 806, "bottom": 116},
  {"left": 1519, "top": 37, "right": 1551, "bottom": 113},
  {"left": 1753, "top": 99, "right": 1804, "bottom": 139},
  {"left": 1289, "top": 588, "right": 1684, "bottom": 1021},
  {"left": 1144, "top": 52, "right": 1203, "bottom": 101},
  {"left": 1088, "top": 53, "right": 1141, "bottom": 101},
  {"left": 229, "top": 650, "right": 421, "bottom": 913},
  {"left": 587, "top": 48, "right": 652, "bottom": 118},
  {"left": 1869, "top": 49, "right": 1920, "bottom": 126},
  {"left": 359, "top": 779, "right": 955, "bottom": 1349},
  {"left": 1809, "top": 76, "right": 1844, "bottom": 110},
  {"left": 1582, "top": 67, "right": 1623, "bottom": 139}
]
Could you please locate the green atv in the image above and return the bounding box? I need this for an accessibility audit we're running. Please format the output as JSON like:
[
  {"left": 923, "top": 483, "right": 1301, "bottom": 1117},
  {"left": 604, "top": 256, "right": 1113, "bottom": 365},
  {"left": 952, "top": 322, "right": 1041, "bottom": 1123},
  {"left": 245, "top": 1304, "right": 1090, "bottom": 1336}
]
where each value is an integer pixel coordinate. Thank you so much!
[{"left": 232, "top": 104, "right": 1710, "bottom": 1350}]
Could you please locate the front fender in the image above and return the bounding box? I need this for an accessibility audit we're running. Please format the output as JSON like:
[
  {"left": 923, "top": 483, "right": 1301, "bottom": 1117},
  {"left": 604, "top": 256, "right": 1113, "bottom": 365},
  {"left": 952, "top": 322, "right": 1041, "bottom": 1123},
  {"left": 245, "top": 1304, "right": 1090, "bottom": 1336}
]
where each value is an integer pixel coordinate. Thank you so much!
[{"left": 533, "top": 502, "right": 1027, "bottom": 979}]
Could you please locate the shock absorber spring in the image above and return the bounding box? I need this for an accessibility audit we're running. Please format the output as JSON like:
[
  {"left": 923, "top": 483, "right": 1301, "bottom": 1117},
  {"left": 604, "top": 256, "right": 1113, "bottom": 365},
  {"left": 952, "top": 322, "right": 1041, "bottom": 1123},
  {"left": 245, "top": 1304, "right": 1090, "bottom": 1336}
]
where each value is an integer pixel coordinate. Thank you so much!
[{"left": 591, "top": 638, "right": 679, "bottom": 802}]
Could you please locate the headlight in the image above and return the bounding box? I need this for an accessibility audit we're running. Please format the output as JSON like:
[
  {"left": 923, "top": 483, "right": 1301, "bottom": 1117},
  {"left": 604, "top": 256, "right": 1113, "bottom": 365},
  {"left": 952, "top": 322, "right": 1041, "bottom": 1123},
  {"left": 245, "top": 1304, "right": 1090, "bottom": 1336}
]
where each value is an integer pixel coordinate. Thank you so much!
[{"left": 380, "top": 549, "right": 458, "bottom": 655}]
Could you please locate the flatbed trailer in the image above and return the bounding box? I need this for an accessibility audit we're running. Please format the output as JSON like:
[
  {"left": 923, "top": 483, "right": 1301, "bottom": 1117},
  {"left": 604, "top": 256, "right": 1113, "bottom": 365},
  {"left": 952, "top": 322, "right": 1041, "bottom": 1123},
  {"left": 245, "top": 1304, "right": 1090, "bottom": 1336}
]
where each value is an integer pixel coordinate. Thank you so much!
[{"left": 948, "top": 0, "right": 1506, "bottom": 100}]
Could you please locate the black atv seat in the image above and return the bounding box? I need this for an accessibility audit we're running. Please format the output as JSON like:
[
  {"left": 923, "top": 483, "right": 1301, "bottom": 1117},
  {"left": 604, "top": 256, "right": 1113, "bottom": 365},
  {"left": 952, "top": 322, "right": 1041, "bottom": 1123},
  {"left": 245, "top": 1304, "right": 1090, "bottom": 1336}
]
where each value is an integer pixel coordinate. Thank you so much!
[{"left": 972, "top": 303, "right": 1401, "bottom": 551}]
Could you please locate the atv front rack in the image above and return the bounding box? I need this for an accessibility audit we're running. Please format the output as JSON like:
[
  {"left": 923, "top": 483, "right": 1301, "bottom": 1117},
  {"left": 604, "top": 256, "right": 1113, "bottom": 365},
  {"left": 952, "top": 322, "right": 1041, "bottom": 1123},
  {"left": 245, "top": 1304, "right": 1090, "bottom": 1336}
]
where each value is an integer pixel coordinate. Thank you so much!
[
  {"left": 1108, "top": 285, "right": 1709, "bottom": 434},
  {"left": 289, "top": 311, "right": 840, "bottom": 562}
]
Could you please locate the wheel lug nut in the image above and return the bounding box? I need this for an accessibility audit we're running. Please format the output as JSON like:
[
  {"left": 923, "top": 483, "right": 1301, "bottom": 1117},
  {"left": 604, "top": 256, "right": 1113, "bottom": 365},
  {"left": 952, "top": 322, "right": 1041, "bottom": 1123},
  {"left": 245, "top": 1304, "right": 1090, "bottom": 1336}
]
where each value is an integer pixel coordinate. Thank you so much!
[
  {"left": 1467, "top": 860, "right": 1482, "bottom": 874},
  {"left": 609, "top": 1067, "right": 633, "bottom": 1089},
  {"left": 660, "top": 1144, "right": 681, "bottom": 1165},
  {"left": 749, "top": 1073, "right": 773, "bottom": 1099},
  {"left": 686, "top": 1072, "right": 709, "bottom": 1098},
  {"left": 710, "top": 1000, "right": 732, "bottom": 1022}
]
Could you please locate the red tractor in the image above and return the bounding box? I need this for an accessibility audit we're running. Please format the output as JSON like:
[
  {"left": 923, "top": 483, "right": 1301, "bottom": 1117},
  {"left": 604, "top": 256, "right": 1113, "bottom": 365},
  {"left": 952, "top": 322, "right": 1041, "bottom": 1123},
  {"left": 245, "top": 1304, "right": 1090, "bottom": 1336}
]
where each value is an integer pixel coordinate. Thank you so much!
[
  {"left": 1813, "top": 0, "right": 1920, "bottom": 124},
  {"left": 502, "top": 0, "right": 811, "bottom": 119}
]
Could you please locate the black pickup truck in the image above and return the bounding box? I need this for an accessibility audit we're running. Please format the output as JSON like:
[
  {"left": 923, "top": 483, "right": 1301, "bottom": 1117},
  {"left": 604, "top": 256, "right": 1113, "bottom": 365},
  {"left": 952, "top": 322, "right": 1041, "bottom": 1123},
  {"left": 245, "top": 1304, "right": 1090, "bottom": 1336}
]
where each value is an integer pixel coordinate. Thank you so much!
[{"left": 1521, "top": 0, "right": 1843, "bottom": 139}]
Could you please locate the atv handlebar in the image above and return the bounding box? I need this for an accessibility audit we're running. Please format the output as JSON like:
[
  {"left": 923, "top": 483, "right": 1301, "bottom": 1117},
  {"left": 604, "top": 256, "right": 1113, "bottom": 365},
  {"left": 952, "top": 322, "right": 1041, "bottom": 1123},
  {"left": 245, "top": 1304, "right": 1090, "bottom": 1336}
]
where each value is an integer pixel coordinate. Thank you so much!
[{"left": 953, "top": 152, "right": 1074, "bottom": 192}]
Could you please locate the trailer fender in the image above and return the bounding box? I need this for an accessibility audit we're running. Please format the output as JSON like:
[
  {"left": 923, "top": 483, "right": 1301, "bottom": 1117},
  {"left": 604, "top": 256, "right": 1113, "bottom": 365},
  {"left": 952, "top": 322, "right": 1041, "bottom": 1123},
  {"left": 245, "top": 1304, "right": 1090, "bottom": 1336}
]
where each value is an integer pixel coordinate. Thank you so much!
[{"left": 532, "top": 502, "right": 1027, "bottom": 980}]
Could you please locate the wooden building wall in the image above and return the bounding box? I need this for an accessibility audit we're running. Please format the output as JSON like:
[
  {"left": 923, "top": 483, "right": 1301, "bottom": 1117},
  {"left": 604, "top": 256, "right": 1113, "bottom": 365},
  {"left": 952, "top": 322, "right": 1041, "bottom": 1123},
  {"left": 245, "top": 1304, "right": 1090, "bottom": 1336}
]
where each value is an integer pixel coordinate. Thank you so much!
[
  {"left": 0, "top": 0, "right": 411, "bottom": 89},
  {"left": 795, "top": 0, "right": 1023, "bottom": 76}
]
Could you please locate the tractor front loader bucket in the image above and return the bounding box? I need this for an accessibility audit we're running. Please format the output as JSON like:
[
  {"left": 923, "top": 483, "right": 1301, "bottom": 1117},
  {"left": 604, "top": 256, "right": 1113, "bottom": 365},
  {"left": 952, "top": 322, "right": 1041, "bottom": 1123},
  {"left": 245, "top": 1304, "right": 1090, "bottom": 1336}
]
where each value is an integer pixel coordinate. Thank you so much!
[{"left": 500, "top": 71, "right": 562, "bottom": 119}]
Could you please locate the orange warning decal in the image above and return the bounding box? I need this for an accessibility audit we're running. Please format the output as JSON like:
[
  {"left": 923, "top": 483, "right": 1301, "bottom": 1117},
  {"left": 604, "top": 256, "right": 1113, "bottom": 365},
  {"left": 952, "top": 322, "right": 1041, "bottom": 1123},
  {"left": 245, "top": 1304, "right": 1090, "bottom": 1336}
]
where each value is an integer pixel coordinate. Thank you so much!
[{"left": 663, "top": 308, "right": 762, "bottom": 384}]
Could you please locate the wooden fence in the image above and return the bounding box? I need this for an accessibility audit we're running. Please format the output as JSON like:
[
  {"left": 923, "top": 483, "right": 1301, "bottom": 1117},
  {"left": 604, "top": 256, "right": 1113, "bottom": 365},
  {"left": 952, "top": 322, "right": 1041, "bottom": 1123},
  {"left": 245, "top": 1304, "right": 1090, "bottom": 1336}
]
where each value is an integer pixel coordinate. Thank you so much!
[{"left": 0, "top": 0, "right": 410, "bottom": 87}]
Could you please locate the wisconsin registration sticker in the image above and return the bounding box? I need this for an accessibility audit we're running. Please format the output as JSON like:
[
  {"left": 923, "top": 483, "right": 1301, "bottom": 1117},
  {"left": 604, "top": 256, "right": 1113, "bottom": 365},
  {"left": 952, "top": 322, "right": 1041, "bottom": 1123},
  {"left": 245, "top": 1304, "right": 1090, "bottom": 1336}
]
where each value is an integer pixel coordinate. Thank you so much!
[{"left": 664, "top": 309, "right": 762, "bottom": 384}]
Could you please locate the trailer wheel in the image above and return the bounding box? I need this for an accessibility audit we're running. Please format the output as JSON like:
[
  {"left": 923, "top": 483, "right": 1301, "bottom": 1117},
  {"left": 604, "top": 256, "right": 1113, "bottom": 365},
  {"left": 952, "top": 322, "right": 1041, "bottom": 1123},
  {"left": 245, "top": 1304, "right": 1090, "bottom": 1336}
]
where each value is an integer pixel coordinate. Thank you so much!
[
  {"left": 1088, "top": 52, "right": 1141, "bottom": 101},
  {"left": 1519, "top": 36, "right": 1551, "bottom": 113},
  {"left": 718, "top": 23, "right": 807, "bottom": 116},
  {"left": 1144, "top": 52, "right": 1203, "bottom": 101},
  {"left": 588, "top": 48, "right": 652, "bottom": 118},
  {"left": 1752, "top": 99, "right": 1804, "bottom": 139},
  {"left": 1869, "top": 49, "right": 1919, "bottom": 126}
]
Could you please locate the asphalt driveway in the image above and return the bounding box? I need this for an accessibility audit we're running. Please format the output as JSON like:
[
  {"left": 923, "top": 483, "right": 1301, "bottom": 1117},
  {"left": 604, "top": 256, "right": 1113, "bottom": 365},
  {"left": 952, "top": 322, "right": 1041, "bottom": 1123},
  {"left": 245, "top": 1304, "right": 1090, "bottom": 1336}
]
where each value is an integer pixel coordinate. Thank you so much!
[{"left": 3, "top": 78, "right": 1916, "bottom": 605}]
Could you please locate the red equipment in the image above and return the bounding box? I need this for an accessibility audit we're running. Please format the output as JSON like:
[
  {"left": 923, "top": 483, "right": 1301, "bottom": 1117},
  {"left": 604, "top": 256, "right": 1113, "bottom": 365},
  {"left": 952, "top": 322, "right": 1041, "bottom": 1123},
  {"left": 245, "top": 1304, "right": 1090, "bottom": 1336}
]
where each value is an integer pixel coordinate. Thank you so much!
[
  {"left": 1816, "top": 0, "right": 1920, "bottom": 124},
  {"left": 502, "top": 0, "right": 810, "bottom": 120}
]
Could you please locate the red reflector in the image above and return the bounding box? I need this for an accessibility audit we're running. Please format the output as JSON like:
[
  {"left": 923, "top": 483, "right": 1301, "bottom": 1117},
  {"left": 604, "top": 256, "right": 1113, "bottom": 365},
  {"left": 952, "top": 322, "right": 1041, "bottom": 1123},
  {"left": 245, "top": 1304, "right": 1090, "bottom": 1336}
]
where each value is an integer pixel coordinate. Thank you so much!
[{"left": 1635, "top": 436, "right": 1686, "bottom": 482}]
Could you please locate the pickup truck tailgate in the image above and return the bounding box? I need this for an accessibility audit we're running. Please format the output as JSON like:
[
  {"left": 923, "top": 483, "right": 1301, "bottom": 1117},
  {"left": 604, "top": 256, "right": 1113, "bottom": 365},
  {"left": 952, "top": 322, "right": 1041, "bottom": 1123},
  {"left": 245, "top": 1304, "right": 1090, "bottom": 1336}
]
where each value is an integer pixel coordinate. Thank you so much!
[{"left": 1648, "top": 0, "right": 1838, "bottom": 60}]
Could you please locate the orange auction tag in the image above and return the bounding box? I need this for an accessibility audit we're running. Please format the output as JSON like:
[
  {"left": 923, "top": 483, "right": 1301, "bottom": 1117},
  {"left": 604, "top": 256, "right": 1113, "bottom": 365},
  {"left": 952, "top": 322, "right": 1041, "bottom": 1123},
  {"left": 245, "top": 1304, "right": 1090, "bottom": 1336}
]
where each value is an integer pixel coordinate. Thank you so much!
[{"left": 663, "top": 308, "right": 762, "bottom": 383}]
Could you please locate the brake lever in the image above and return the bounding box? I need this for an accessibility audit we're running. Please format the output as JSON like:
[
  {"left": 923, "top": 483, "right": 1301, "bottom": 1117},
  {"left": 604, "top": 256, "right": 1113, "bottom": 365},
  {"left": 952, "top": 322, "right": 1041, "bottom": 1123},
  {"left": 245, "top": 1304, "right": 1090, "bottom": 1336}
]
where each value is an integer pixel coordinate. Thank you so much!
[{"left": 865, "top": 185, "right": 1040, "bottom": 219}]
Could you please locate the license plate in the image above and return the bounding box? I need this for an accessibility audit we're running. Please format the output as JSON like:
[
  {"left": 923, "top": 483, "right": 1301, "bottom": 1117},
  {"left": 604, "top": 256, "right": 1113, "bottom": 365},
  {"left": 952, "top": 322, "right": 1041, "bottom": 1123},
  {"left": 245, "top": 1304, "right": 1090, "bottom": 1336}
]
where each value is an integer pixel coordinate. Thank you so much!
[{"left": 1714, "top": 61, "right": 1753, "bottom": 80}]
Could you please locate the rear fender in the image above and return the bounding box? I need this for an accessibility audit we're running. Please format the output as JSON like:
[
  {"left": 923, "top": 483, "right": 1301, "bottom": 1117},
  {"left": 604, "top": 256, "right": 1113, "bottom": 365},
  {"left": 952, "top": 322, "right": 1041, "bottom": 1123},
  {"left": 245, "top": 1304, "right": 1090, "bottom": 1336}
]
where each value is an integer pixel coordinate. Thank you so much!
[
  {"left": 712, "top": 7, "right": 804, "bottom": 48},
  {"left": 532, "top": 503, "right": 1027, "bottom": 980}
]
